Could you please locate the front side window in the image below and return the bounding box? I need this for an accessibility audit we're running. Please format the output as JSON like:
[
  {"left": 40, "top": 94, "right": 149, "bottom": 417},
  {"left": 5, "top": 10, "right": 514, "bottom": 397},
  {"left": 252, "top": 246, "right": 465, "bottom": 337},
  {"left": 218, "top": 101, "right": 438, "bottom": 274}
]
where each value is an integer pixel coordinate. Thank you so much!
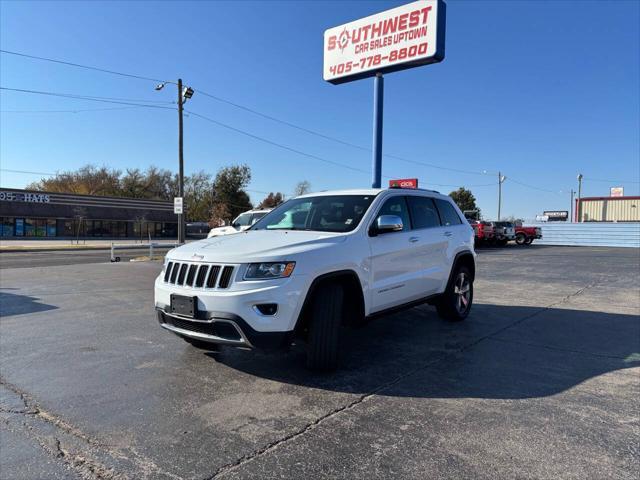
[
  {"left": 407, "top": 196, "right": 441, "bottom": 229},
  {"left": 376, "top": 196, "right": 411, "bottom": 232},
  {"left": 252, "top": 195, "right": 376, "bottom": 233},
  {"left": 434, "top": 199, "right": 462, "bottom": 226},
  {"left": 250, "top": 212, "right": 267, "bottom": 225}
]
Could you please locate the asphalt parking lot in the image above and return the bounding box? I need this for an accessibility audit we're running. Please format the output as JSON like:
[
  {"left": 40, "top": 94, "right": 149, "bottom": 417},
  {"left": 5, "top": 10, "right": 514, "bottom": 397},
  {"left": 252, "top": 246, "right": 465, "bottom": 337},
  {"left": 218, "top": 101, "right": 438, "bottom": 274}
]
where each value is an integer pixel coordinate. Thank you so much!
[{"left": 1, "top": 245, "right": 638, "bottom": 479}]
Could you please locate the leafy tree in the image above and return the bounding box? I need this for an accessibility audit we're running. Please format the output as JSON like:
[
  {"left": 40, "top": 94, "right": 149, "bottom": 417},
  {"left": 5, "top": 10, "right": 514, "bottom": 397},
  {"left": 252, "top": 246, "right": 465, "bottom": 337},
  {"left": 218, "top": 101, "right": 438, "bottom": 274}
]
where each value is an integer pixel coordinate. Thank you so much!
[
  {"left": 210, "top": 164, "right": 253, "bottom": 224},
  {"left": 27, "top": 162, "right": 253, "bottom": 224},
  {"left": 293, "top": 180, "right": 311, "bottom": 196},
  {"left": 258, "top": 192, "right": 284, "bottom": 209},
  {"left": 449, "top": 187, "right": 480, "bottom": 216},
  {"left": 184, "top": 171, "right": 214, "bottom": 222},
  {"left": 28, "top": 165, "right": 121, "bottom": 196}
]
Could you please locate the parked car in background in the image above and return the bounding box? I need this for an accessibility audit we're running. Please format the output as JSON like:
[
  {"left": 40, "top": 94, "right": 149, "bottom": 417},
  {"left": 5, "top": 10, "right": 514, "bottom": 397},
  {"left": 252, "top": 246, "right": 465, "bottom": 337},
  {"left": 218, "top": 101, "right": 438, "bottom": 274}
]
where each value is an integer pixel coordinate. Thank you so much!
[
  {"left": 514, "top": 222, "right": 542, "bottom": 245},
  {"left": 207, "top": 209, "right": 272, "bottom": 238},
  {"left": 470, "top": 220, "right": 495, "bottom": 246},
  {"left": 491, "top": 221, "right": 516, "bottom": 246}
]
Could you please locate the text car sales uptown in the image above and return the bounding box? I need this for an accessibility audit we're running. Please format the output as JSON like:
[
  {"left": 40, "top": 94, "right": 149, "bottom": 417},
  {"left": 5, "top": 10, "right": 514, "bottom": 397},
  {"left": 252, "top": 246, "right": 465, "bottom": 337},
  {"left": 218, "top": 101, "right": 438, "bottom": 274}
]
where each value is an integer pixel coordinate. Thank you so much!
[{"left": 326, "top": 4, "right": 434, "bottom": 77}]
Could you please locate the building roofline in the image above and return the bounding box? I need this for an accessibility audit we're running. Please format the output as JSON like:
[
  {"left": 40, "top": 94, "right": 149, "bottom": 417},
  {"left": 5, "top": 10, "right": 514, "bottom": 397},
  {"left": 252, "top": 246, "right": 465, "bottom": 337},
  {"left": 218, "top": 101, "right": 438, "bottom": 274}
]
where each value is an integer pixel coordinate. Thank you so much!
[
  {"left": 0, "top": 186, "right": 172, "bottom": 205},
  {"left": 579, "top": 196, "right": 640, "bottom": 201}
]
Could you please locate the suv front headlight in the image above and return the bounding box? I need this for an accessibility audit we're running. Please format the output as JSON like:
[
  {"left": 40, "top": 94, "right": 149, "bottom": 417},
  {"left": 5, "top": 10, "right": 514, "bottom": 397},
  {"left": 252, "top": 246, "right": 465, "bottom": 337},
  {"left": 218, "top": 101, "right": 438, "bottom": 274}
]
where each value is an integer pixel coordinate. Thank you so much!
[{"left": 244, "top": 262, "right": 295, "bottom": 280}]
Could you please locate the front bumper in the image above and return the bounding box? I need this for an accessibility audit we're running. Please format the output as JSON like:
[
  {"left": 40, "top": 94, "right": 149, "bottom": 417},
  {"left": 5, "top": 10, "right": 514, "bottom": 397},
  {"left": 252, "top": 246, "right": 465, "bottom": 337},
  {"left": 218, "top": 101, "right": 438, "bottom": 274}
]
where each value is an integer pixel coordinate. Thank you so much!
[{"left": 156, "top": 308, "right": 291, "bottom": 350}]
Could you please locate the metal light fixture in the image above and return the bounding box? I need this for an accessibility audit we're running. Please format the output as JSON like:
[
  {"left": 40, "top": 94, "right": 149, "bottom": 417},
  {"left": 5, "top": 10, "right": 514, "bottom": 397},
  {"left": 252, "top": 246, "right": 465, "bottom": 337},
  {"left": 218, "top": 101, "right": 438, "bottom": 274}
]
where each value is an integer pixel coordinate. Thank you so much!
[
  {"left": 155, "top": 82, "right": 166, "bottom": 91},
  {"left": 182, "top": 86, "right": 194, "bottom": 102}
]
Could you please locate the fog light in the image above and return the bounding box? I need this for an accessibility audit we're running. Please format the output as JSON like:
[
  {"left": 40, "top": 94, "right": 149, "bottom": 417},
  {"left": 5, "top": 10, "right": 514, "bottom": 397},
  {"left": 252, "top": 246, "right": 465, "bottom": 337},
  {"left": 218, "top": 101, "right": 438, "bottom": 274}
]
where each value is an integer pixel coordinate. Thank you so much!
[{"left": 254, "top": 304, "right": 278, "bottom": 316}]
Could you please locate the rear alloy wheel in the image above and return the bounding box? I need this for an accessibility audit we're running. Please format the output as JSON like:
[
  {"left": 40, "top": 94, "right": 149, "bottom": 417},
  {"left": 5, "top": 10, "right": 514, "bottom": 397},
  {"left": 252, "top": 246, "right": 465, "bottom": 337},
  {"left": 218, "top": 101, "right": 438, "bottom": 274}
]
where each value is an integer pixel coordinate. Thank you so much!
[
  {"left": 436, "top": 266, "right": 473, "bottom": 321},
  {"left": 306, "top": 283, "right": 344, "bottom": 371},
  {"left": 515, "top": 232, "right": 527, "bottom": 245}
]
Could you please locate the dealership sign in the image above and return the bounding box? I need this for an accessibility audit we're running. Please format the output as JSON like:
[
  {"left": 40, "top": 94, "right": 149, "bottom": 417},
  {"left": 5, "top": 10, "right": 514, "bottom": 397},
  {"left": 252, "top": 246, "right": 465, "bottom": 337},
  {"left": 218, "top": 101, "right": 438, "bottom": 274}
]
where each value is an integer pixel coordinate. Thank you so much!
[
  {"left": 543, "top": 210, "right": 569, "bottom": 221},
  {"left": 389, "top": 178, "right": 419, "bottom": 189},
  {"left": 0, "top": 191, "right": 50, "bottom": 203},
  {"left": 323, "top": 0, "right": 446, "bottom": 84}
]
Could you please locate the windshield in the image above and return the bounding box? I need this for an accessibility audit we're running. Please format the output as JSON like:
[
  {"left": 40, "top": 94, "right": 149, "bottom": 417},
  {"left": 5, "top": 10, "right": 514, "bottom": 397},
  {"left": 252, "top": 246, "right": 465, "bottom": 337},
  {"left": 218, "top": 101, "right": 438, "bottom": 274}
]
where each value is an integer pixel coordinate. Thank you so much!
[
  {"left": 232, "top": 213, "right": 252, "bottom": 227},
  {"left": 251, "top": 195, "right": 376, "bottom": 233}
]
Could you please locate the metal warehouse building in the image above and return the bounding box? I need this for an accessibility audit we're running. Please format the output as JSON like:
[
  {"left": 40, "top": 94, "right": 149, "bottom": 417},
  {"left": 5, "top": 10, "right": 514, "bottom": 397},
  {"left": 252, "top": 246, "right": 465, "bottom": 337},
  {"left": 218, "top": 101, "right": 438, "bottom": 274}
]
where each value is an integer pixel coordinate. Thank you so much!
[
  {"left": 0, "top": 188, "right": 176, "bottom": 238},
  {"left": 576, "top": 196, "right": 640, "bottom": 222}
]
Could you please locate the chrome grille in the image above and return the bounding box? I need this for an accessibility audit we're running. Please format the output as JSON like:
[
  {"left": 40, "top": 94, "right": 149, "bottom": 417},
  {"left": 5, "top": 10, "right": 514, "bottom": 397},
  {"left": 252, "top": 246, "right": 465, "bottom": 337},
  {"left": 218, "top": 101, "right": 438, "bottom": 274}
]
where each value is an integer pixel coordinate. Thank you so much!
[{"left": 164, "top": 262, "right": 234, "bottom": 289}]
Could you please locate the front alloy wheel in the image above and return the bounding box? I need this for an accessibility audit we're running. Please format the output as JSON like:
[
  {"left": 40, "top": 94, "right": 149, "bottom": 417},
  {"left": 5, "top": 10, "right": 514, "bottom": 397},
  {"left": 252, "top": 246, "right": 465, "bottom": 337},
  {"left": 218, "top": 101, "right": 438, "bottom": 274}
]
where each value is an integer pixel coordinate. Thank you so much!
[{"left": 436, "top": 266, "right": 473, "bottom": 321}]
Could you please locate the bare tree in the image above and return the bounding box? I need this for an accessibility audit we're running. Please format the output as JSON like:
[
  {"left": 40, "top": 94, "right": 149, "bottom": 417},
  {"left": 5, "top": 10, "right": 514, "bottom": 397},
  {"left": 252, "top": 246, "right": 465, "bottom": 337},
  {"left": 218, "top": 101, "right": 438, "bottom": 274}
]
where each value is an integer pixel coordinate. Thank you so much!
[{"left": 293, "top": 180, "right": 311, "bottom": 196}]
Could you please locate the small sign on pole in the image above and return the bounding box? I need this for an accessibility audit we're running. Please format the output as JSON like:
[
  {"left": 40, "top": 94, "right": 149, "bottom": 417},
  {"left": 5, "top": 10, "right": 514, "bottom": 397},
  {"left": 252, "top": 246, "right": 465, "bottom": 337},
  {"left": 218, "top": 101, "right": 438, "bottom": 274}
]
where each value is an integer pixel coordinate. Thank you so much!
[{"left": 174, "top": 197, "right": 183, "bottom": 214}]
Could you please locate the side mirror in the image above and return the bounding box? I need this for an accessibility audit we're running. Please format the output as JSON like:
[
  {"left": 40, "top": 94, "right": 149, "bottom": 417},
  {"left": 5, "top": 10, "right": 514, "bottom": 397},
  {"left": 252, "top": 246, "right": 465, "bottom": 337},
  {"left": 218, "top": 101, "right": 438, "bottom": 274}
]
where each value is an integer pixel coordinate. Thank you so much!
[{"left": 373, "top": 215, "right": 404, "bottom": 235}]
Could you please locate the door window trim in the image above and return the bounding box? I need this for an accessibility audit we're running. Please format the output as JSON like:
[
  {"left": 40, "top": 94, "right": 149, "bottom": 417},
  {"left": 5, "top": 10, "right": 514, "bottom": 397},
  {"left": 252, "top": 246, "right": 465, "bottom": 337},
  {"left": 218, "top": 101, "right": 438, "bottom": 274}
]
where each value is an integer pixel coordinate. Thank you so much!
[
  {"left": 368, "top": 194, "right": 413, "bottom": 235},
  {"left": 406, "top": 195, "right": 443, "bottom": 231}
]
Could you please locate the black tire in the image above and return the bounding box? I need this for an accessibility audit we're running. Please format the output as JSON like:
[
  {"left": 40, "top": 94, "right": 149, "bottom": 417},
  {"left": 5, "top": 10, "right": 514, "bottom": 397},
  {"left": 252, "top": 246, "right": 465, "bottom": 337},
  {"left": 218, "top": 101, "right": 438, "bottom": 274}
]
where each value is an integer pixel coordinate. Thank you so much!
[
  {"left": 306, "top": 283, "right": 344, "bottom": 371},
  {"left": 524, "top": 237, "right": 533, "bottom": 245},
  {"left": 515, "top": 232, "right": 527, "bottom": 245},
  {"left": 436, "top": 266, "right": 473, "bottom": 322},
  {"left": 497, "top": 239, "right": 508, "bottom": 247},
  {"left": 183, "top": 337, "right": 219, "bottom": 351}
]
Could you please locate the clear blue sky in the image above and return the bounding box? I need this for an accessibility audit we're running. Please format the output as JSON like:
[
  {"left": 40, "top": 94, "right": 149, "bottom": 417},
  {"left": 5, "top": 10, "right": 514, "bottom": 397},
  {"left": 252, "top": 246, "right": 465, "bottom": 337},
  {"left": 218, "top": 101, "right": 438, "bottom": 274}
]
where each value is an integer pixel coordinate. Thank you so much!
[{"left": 1, "top": 0, "right": 638, "bottom": 220}]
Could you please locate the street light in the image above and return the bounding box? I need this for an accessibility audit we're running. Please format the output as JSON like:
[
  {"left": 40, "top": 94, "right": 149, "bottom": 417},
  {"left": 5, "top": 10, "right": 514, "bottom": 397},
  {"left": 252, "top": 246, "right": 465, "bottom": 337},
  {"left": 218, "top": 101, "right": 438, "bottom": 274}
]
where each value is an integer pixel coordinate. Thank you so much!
[
  {"left": 497, "top": 172, "right": 507, "bottom": 221},
  {"left": 577, "top": 173, "right": 583, "bottom": 222},
  {"left": 155, "top": 79, "right": 195, "bottom": 244}
]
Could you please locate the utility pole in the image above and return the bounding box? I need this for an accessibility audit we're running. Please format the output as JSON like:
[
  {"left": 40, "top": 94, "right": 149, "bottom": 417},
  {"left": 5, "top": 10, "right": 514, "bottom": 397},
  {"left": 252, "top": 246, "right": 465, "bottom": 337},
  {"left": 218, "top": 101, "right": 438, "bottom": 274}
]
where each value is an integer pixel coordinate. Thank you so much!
[
  {"left": 497, "top": 172, "right": 506, "bottom": 220},
  {"left": 570, "top": 189, "right": 575, "bottom": 223},
  {"left": 155, "top": 79, "right": 193, "bottom": 244},
  {"left": 177, "top": 78, "right": 185, "bottom": 244},
  {"left": 577, "top": 173, "right": 583, "bottom": 222}
]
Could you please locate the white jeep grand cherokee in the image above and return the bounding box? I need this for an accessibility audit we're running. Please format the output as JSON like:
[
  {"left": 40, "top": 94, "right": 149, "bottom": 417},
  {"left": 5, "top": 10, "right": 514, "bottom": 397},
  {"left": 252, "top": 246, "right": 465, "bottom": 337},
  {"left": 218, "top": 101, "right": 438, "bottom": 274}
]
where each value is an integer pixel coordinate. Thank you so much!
[{"left": 155, "top": 188, "right": 476, "bottom": 370}]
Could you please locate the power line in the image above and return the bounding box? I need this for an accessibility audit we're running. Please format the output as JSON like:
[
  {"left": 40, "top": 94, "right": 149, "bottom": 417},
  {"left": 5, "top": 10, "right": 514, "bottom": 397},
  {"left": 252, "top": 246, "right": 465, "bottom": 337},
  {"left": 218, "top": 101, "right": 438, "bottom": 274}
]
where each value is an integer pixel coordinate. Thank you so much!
[
  {"left": 507, "top": 177, "right": 563, "bottom": 195},
  {"left": 196, "top": 88, "right": 492, "bottom": 177},
  {"left": 2, "top": 49, "right": 492, "bottom": 177},
  {"left": 0, "top": 87, "right": 175, "bottom": 107},
  {"left": 0, "top": 49, "right": 169, "bottom": 84},
  {"left": 583, "top": 177, "right": 640, "bottom": 184},
  {"left": 1, "top": 106, "right": 154, "bottom": 114},
  {"left": 185, "top": 109, "right": 372, "bottom": 176},
  {"left": 1, "top": 168, "right": 57, "bottom": 176}
]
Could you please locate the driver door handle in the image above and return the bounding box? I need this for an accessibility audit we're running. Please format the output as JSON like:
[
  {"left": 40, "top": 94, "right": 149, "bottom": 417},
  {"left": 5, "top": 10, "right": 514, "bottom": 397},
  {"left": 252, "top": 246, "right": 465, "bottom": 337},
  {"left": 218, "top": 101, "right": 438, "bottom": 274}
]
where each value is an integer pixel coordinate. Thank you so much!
[
  {"left": 444, "top": 231, "right": 453, "bottom": 237},
  {"left": 409, "top": 236, "right": 420, "bottom": 243}
]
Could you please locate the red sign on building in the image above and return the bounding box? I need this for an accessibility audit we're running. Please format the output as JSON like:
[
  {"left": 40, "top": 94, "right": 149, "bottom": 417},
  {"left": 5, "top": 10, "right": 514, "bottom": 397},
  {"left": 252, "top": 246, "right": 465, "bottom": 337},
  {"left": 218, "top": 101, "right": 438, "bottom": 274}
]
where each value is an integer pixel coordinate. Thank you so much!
[{"left": 389, "top": 178, "right": 419, "bottom": 189}]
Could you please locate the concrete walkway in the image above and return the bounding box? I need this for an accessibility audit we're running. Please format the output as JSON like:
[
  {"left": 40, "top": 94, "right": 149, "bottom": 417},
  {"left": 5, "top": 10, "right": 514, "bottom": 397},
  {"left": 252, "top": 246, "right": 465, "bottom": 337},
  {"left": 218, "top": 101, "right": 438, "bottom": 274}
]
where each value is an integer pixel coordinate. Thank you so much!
[{"left": 0, "top": 238, "right": 182, "bottom": 252}]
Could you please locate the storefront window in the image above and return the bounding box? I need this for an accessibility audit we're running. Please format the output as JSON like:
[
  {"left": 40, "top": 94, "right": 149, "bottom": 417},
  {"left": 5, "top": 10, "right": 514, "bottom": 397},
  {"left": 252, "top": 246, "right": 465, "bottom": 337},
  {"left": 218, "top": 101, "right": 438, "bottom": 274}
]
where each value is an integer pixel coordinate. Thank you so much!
[
  {"left": 15, "top": 218, "right": 24, "bottom": 236},
  {"left": 1, "top": 217, "right": 15, "bottom": 236},
  {"left": 47, "top": 219, "right": 57, "bottom": 237},
  {"left": 24, "top": 218, "right": 35, "bottom": 237},
  {"left": 35, "top": 219, "right": 47, "bottom": 237}
]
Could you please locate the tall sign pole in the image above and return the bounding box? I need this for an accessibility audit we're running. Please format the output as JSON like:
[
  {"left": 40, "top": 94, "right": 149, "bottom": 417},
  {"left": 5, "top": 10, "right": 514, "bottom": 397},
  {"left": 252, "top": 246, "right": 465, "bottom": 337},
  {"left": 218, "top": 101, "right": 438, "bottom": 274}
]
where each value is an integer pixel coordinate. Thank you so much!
[
  {"left": 372, "top": 73, "right": 384, "bottom": 188},
  {"left": 324, "top": 1, "right": 446, "bottom": 188},
  {"left": 177, "top": 78, "right": 185, "bottom": 244}
]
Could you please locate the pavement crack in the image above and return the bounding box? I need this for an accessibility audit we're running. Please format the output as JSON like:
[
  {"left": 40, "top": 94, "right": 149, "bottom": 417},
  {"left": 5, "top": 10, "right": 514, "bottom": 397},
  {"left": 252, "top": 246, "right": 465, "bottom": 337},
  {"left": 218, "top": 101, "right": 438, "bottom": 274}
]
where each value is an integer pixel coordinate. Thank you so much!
[
  {"left": 207, "top": 280, "right": 606, "bottom": 478},
  {"left": 0, "top": 377, "right": 182, "bottom": 480}
]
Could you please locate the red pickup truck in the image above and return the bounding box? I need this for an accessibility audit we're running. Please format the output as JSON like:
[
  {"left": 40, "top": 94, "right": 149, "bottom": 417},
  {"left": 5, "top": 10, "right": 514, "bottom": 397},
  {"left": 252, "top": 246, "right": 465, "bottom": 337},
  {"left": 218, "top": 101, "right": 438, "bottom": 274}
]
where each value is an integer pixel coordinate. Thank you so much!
[
  {"left": 514, "top": 223, "right": 542, "bottom": 245},
  {"left": 470, "top": 220, "right": 495, "bottom": 245}
]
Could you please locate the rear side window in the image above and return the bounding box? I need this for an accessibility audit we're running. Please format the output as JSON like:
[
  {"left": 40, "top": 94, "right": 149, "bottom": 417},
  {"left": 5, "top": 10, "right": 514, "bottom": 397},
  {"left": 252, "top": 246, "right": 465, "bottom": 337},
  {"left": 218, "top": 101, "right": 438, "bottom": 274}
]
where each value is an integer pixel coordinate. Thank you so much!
[
  {"left": 407, "top": 196, "right": 441, "bottom": 229},
  {"left": 434, "top": 199, "right": 462, "bottom": 226},
  {"left": 377, "top": 196, "right": 411, "bottom": 231}
]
